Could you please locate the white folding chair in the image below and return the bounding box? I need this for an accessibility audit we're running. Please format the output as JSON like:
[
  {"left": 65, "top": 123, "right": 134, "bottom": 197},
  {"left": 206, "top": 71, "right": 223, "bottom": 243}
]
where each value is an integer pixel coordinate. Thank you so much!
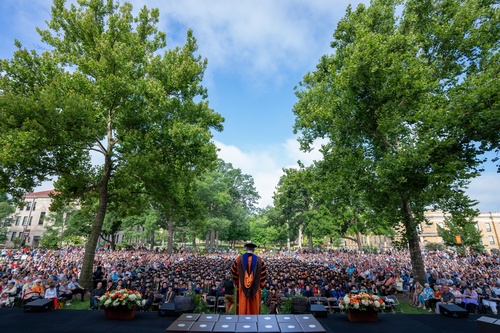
[{"left": 385, "top": 295, "right": 403, "bottom": 314}]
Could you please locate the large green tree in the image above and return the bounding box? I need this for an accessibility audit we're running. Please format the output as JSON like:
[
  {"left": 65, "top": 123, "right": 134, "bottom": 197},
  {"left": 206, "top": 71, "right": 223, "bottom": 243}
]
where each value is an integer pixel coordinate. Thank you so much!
[
  {"left": 194, "top": 160, "right": 259, "bottom": 248},
  {"left": 0, "top": 0, "right": 223, "bottom": 288},
  {"left": 293, "top": 0, "right": 497, "bottom": 283},
  {"left": 312, "top": 149, "right": 394, "bottom": 250},
  {"left": 263, "top": 206, "right": 296, "bottom": 250},
  {"left": 273, "top": 165, "right": 323, "bottom": 250}
]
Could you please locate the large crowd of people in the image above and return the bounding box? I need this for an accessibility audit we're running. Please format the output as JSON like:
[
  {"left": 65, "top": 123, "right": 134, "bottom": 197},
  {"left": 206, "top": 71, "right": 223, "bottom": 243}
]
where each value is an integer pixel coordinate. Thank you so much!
[{"left": 0, "top": 246, "right": 499, "bottom": 314}]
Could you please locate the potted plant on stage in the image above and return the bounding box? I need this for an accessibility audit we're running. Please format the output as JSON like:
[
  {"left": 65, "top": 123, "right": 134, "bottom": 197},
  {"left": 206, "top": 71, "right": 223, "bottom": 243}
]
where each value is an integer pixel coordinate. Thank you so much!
[
  {"left": 339, "top": 292, "right": 385, "bottom": 322},
  {"left": 98, "top": 288, "right": 146, "bottom": 320}
]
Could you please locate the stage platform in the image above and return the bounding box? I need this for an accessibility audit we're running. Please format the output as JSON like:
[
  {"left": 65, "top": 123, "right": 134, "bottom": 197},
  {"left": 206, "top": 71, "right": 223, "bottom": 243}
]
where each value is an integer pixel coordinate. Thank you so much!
[
  {"left": 166, "top": 314, "right": 326, "bottom": 333},
  {"left": 0, "top": 308, "right": 498, "bottom": 333}
]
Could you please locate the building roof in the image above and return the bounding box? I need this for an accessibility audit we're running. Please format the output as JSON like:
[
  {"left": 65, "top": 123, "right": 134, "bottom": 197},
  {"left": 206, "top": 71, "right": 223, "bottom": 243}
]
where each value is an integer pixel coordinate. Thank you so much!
[{"left": 24, "top": 190, "right": 57, "bottom": 198}]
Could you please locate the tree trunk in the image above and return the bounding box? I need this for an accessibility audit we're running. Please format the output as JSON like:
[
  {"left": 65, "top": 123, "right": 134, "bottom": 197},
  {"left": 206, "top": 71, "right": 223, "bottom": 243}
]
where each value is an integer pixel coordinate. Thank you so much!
[
  {"left": 298, "top": 225, "right": 303, "bottom": 249},
  {"left": 308, "top": 234, "right": 313, "bottom": 250},
  {"left": 355, "top": 232, "right": 363, "bottom": 251},
  {"left": 210, "top": 230, "right": 215, "bottom": 249},
  {"left": 79, "top": 153, "right": 112, "bottom": 290},
  {"left": 167, "top": 213, "right": 174, "bottom": 254},
  {"left": 111, "top": 234, "right": 116, "bottom": 250},
  {"left": 401, "top": 199, "right": 426, "bottom": 285}
]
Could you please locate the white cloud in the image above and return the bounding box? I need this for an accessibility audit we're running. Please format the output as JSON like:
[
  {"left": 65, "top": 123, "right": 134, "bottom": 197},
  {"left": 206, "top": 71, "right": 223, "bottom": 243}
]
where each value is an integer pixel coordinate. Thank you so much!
[
  {"left": 215, "top": 137, "right": 326, "bottom": 208},
  {"left": 2, "top": 0, "right": 369, "bottom": 90},
  {"left": 282, "top": 137, "right": 328, "bottom": 167},
  {"left": 130, "top": 0, "right": 369, "bottom": 87}
]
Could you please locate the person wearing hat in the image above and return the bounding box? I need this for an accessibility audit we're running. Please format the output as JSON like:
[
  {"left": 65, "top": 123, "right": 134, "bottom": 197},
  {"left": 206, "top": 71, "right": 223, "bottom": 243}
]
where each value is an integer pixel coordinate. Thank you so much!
[{"left": 231, "top": 242, "right": 267, "bottom": 314}]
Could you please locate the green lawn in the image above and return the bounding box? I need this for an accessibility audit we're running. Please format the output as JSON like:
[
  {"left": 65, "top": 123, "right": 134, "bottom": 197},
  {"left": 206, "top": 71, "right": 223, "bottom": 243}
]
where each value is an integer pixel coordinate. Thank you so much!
[
  {"left": 397, "top": 298, "right": 433, "bottom": 314},
  {"left": 59, "top": 299, "right": 91, "bottom": 310}
]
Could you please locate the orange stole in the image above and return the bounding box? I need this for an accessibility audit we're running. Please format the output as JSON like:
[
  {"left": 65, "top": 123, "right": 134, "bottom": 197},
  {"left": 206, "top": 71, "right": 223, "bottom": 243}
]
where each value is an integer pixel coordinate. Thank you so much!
[{"left": 235, "top": 255, "right": 261, "bottom": 315}]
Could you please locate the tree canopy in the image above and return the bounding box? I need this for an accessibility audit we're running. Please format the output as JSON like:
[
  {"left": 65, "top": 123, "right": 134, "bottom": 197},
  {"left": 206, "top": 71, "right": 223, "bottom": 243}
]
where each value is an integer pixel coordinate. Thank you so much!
[
  {"left": 0, "top": 0, "right": 223, "bottom": 288},
  {"left": 194, "top": 159, "right": 260, "bottom": 248},
  {"left": 293, "top": 0, "right": 498, "bottom": 283},
  {"left": 0, "top": 192, "right": 15, "bottom": 244}
]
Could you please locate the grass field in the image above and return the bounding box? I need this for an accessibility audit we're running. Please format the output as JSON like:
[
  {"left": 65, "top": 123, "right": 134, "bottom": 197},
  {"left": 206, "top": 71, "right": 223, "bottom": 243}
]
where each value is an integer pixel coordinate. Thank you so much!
[
  {"left": 396, "top": 298, "right": 432, "bottom": 314},
  {"left": 60, "top": 299, "right": 91, "bottom": 310}
]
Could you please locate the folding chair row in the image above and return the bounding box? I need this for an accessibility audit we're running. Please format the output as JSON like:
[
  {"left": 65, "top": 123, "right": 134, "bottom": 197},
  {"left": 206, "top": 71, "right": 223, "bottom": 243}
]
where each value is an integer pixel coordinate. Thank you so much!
[{"left": 205, "top": 295, "right": 227, "bottom": 313}]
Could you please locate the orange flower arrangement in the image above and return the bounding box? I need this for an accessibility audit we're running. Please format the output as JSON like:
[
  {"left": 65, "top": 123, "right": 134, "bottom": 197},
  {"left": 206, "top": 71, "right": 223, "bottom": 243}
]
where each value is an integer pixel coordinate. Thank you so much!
[
  {"left": 98, "top": 288, "right": 146, "bottom": 309},
  {"left": 339, "top": 292, "right": 386, "bottom": 311}
]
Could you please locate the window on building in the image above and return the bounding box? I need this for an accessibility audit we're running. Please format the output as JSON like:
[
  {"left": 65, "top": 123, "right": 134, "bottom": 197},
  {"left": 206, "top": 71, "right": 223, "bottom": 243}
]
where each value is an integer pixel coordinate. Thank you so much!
[
  {"left": 15, "top": 216, "right": 21, "bottom": 226},
  {"left": 10, "top": 232, "right": 17, "bottom": 240},
  {"left": 39, "top": 212, "right": 46, "bottom": 225},
  {"left": 438, "top": 222, "right": 444, "bottom": 229},
  {"left": 489, "top": 236, "right": 495, "bottom": 245},
  {"left": 29, "top": 216, "right": 33, "bottom": 226},
  {"left": 32, "top": 202, "right": 36, "bottom": 211},
  {"left": 25, "top": 202, "right": 31, "bottom": 211},
  {"left": 485, "top": 223, "right": 491, "bottom": 232},
  {"left": 22, "top": 216, "right": 28, "bottom": 225}
]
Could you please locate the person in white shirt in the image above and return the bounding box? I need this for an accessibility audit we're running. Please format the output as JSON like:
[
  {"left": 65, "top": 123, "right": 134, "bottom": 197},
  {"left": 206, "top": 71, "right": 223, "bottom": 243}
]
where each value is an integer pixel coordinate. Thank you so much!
[
  {"left": 44, "top": 283, "right": 59, "bottom": 308},
  {"left": 44, "top": 284, "right": 58, "bottom": 299}
]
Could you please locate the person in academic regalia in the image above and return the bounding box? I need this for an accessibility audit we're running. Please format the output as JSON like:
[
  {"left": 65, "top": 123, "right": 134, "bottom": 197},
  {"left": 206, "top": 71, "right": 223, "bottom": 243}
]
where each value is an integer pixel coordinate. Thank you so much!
[{"left": 231, "top": 242, "right": 267, "bottom": 314}]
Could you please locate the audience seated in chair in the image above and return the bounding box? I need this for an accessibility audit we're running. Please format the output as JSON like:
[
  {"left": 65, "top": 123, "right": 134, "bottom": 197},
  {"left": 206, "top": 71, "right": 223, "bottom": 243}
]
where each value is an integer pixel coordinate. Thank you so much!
[
  {"left": 58, "top": 280, "right": 73, "bottom": 306},
  {"left": 90, "top": 281, "right": 105, "bottom": 310},
  {"left": 0, "top": 281, "right": 17, "bottom": 308},
  {"left": 44, "top": 283, "right": 59, "bottom": 308},
  {"left": 460, "top": 287, "right": 479, "bottom": 314},
  {"left": 68, "top": 276, "right": 87, "bottom": 302}
]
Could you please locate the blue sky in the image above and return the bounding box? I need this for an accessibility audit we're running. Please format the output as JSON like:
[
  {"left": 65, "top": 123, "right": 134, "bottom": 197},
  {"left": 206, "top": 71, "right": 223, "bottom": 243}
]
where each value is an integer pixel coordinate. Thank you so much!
[{"left": 1, "top": 0, "right": 499, "bottom": 212}]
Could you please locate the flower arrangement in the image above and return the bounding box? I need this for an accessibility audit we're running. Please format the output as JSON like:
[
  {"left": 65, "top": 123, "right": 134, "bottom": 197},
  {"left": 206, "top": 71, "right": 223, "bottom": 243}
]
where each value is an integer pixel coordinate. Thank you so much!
[
  {"left": 340, "top": 292, "right": 386, "bottom": 312},
  {"left": 98, "top": 288, "right": 146, "bottom": 309}
]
